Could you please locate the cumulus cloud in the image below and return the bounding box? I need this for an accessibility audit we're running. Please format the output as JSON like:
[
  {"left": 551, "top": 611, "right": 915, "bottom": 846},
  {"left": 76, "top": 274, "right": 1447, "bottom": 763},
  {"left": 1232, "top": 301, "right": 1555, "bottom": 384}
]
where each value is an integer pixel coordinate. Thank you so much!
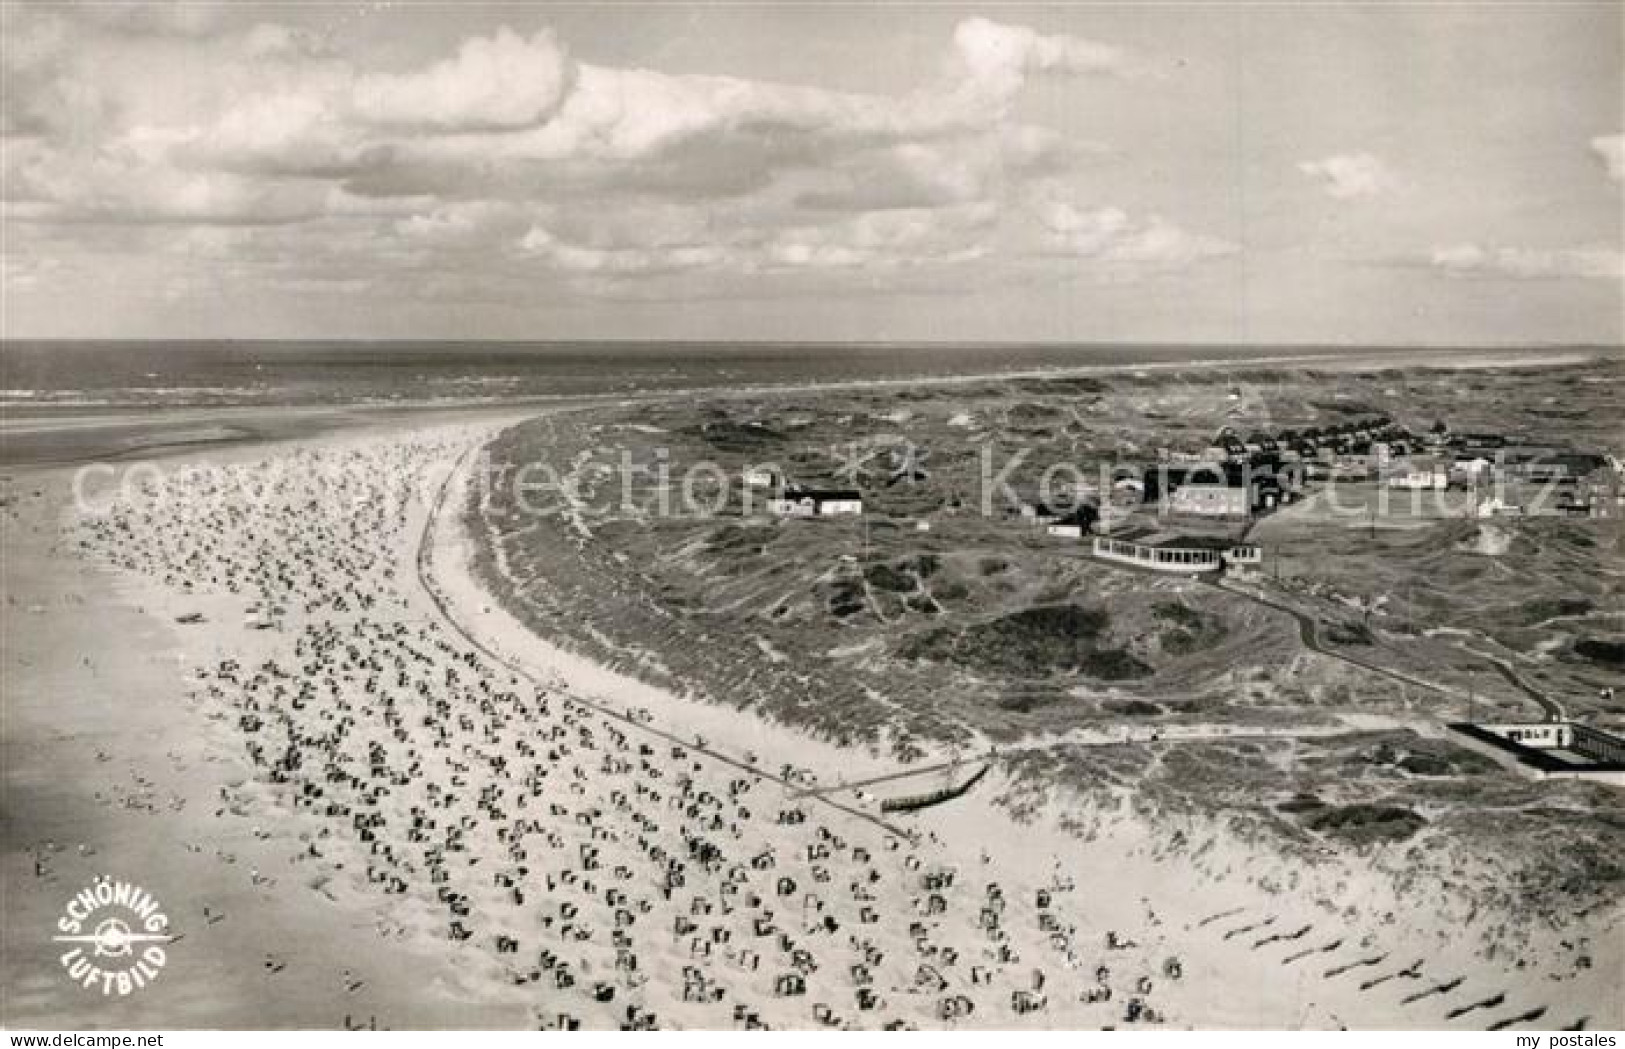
[
  {"left": 1037, "top": 202, "right": 1237, "bottom": 269},
  {"left": 1591, "top": 134, "right": 1624, "bottom": 181},
  {"left": 178, "top": 81, "right": 386, "bottom": 178},
  {"left": 189, "top": 20, "right": 1118, "bottom": 184},
  {"left": 953, "top": 17, "right": 1135, "bottom": 101},
  {"left": 1431, "top": 243, "right": 1623, "bottom": 281},
  {"left": 3, "top": 11, "right": 1189, "bottom": 305},
  {"left": 519, "top": 201, "right": 996, "bottom": 277},
  {"left": 11, "top": 14, "right": 1141, "bottom": 192},
  {"left": 352, "top": 29, "right": 573, "bottom": 132},
  {"left": 520, "top": 228, "right": 734, "bottom": 275},
  {"left": 1298, "top": 152, "right": 1398, "bottom": 200}
]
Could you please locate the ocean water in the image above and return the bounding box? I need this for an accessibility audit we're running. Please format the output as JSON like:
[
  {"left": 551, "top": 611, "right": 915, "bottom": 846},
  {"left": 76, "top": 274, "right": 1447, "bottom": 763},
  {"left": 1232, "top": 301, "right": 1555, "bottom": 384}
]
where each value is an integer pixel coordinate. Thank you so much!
[{"left": 0, "top": 340, "right": 1494, "bottom": 409}]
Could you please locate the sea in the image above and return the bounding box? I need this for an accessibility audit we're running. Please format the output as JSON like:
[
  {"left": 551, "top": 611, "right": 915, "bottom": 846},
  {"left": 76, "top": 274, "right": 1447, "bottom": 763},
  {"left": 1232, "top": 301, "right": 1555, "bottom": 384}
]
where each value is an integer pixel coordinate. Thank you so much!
[
  {"left": 0, "top": 340, "right": 1610, "bottom": 466},
  {"left": 0, "top": 340, "right": 1594, "bottom": 410}
]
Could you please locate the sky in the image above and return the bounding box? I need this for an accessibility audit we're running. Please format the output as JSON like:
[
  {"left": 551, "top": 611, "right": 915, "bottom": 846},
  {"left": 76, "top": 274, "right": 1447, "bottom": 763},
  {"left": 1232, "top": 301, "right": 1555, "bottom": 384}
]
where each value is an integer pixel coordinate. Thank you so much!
[{"left": 1, "top": 1, "right": 1620, "bottom": 345}]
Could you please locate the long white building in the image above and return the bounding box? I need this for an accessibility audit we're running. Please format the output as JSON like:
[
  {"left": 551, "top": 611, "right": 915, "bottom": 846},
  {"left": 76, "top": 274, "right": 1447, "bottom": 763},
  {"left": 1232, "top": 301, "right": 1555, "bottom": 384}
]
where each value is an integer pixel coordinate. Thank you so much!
[{"left": 1091, "top": 530, "right": 1260, "bottom": 573}]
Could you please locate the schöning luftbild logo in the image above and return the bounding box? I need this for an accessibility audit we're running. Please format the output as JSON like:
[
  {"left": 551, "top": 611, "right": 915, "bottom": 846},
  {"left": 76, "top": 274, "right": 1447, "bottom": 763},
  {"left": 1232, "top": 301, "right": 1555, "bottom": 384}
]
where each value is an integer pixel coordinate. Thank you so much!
[{"left": 53, "top": 876, "right": 174, "bottom": 996}]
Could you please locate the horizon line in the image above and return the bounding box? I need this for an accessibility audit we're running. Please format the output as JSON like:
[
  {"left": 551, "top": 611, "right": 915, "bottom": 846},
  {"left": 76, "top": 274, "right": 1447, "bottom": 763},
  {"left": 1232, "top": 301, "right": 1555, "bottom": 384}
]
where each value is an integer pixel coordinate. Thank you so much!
[{"left": 2, "top": 338, "right": 1621, "bottom": 351}]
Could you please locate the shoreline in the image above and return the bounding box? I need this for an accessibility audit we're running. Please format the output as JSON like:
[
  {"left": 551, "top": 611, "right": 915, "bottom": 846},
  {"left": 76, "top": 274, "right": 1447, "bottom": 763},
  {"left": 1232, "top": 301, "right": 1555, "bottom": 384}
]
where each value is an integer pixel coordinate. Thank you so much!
[
  {"left": 3, "top": 343, "right": 1612, "bottom": 432},
  {"left": 2, "top": 347, "right": 1608, "bottom": 472}
]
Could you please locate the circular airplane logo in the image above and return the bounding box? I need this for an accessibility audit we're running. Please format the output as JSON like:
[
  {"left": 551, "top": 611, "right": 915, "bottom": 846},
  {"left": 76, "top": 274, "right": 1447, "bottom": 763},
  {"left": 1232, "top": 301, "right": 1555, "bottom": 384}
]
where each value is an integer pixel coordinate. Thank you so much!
[{"left": 53, "top": 877, "right": 174, "bottom": 996}]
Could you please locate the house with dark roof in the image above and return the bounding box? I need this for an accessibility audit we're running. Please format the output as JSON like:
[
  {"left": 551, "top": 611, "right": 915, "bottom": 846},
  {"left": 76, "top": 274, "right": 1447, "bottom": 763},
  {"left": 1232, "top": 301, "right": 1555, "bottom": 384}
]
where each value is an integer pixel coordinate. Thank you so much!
[{"left": 1044, "top": 504, "right": 1100, "bottom": 539}]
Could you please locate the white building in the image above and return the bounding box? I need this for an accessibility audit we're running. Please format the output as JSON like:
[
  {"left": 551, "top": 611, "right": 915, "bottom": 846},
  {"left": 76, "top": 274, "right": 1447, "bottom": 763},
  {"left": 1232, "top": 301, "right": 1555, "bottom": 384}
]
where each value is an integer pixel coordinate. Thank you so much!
[
  {"left": 1091, "top": 531, "right": 1257, "bottom": 574},
  {"left": 1387, "top": 459, "right": 1448, "bottom": 490},
  {"left": 743, "top": 467, "right": 779, "bottom": 488},
  {"left": 768, "top": 489, "right": 863, "bottom": 517},
  {"left": 1450, "top": 456, "right": 1493, "bottom": 484},
  {"left": 1226, "top": 543, "right": 1263, "bottom": 566},
  {"left": 1167, "top": 483, "right": 1249, "bottom": 517}
]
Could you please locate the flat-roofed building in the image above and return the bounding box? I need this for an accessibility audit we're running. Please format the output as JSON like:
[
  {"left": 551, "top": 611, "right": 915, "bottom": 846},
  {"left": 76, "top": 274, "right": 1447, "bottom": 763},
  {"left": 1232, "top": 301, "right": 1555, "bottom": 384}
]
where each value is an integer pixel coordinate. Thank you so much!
[
  {"left": 1387, "top": 458, "right": 1448, "bottom": 490},
  {"left": 1167, "top": 483, "right": 1249, "bottom": 518},
  {"left": 1091, "top": 529, "right": 1257, "bottom": 573}
]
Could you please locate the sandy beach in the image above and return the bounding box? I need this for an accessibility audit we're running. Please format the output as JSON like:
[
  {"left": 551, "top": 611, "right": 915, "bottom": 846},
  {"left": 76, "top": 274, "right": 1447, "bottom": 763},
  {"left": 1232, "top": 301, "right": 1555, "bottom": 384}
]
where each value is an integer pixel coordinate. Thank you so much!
[{"left": 3, "top": 395, "right": 1619, "bottom": 1030}]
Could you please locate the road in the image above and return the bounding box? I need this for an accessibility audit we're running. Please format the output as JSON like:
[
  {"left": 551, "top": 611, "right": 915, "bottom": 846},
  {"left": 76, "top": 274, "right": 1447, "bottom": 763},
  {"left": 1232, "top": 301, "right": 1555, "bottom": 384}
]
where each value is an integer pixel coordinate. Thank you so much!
[{"left": 1210, "top": 576, "right": 1565, "bottom": 721}]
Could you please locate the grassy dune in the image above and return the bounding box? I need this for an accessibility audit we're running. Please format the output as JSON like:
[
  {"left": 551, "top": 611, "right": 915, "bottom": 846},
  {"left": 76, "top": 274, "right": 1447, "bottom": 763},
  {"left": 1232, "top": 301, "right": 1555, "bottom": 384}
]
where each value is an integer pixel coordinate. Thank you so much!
[{"left": 470, "top": 358, "right": 1625, "bottom": 927}]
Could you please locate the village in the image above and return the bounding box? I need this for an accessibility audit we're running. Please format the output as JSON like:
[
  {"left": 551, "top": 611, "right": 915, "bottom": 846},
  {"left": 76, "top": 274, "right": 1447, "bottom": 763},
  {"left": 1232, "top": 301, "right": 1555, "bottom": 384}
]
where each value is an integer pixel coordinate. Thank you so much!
[
  {"left": 757, "top": 410, "right": 1621, "bottom": 579},
  {"left": 735, "top": 397, "right": 1625, "bottom": 783}
]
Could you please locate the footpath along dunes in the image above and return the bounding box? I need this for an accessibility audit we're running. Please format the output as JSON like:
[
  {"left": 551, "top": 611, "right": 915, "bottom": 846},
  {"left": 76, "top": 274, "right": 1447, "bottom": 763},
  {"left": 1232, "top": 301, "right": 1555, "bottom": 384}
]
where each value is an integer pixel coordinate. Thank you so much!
[{"left": 45, "top": 420, "right": 1614, "bottom": 1030}]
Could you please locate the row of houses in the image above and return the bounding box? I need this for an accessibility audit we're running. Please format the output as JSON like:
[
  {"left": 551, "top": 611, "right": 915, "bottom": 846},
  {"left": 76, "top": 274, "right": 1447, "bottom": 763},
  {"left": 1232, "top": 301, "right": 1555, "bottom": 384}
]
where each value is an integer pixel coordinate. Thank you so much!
[
  {"left": 1185, "top": 416, "right": 1412, "bottom": 467},
  {"left": 1384, "top": 448, "right": 1619, "bottom": 516}
]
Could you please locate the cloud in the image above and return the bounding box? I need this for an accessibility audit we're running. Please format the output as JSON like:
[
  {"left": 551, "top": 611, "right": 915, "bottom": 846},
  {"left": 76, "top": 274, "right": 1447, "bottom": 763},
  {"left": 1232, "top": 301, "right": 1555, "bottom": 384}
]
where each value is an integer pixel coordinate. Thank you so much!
[
  {"left": 240, "top": 23, "right": 334, "bottom": 62},
  {"left": 3, "top": 121, "right": 334, "bottom": 225},
  {"left": 1431, "top": 243, "right": 1623, "bottom": 281},
  {"left": 66, "top": 1, "right": 227, "bottom": 39},
  {"left": 396, "top": 201, "right": 536, "bottom": 247},
  {"left": 769, "top": 203, "right": 996, "bottom": 270},
  {"left": 352, "top": 28, "right": 573, "bottom": 132},
  {"left": 175, "top": 80, "right": 388, "bottom": 179},
  {"left": 1037, "top": 202, "right": 1237, "bottom": 269},
  {"left": 2, "top": 13, "right": 1176, "bottom": 305},
  {"left": 519, "top": 201, "right": 997, "bottom": 279},
  {"left": 30, "top": 15, "right": 1140, "bottom": 191},
  {"left": 952, "top": 17, "right": 1136, "bottom": 102},
  {"left": 1591, "top": 134, "right": 1624, "bottom": 181},
  {"left": 793, "top": 127, "right": 1083, "bottom": 213},
  {"left": 0, "top": 11, "right": 118, "bottom": 139},
  {"left": 0, "top": 252, "right": 65, "bottom": 290},
  {"left": 43, "top": 19, "right": 1076, "bottom": 219},
  {"left": 520, "top": 228, "right": 734, "bottom": 276},
  {"left": 1298, "top": 153, "right": 1398, "bottom": 200}
]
